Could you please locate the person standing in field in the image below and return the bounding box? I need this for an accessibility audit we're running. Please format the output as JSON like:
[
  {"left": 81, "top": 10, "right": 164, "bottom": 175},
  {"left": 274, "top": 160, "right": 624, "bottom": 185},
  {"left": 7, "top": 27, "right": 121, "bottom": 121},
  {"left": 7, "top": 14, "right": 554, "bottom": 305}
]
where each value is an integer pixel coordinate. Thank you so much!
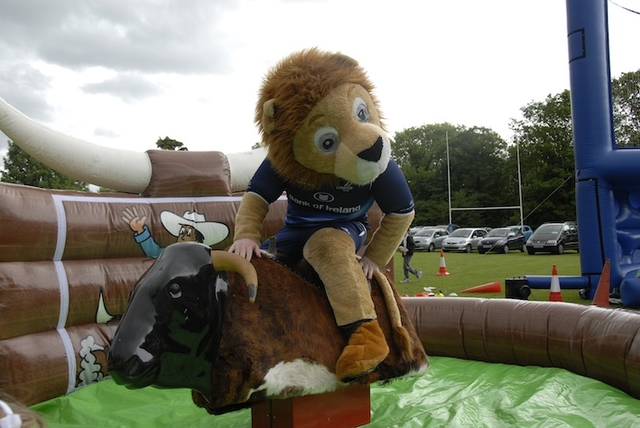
[{"left": 399, "top": 229, "right": 422, "bottom": 283}]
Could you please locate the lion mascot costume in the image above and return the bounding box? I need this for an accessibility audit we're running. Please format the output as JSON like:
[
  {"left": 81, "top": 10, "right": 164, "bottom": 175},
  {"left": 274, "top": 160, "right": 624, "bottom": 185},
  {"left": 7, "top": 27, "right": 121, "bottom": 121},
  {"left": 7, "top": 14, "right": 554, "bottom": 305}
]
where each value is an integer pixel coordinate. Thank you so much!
[{"left": 229, "top": 48, "right": 415, "bottom": 382}]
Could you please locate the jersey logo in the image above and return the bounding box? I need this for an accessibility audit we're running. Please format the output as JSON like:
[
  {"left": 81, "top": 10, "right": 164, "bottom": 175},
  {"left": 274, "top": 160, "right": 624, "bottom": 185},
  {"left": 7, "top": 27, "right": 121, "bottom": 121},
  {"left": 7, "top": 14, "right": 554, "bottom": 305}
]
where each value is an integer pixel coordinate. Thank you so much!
[
  {"left": 314, "top": 192, "right": 335, "bottom": 203},
  {"left": 336, "top": 181, "right": 353, "bottom": 192}
]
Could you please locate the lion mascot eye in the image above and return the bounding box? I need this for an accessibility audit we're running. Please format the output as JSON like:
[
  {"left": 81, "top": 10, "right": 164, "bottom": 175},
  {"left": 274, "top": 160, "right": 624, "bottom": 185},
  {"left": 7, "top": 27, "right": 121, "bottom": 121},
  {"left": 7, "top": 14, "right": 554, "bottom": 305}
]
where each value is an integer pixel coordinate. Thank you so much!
[
  {"left": 314, "top": 126, "right": 340, "bottom": 153},
  {"left": 353, "top": 98, "right": 370, "bottom": 123}
]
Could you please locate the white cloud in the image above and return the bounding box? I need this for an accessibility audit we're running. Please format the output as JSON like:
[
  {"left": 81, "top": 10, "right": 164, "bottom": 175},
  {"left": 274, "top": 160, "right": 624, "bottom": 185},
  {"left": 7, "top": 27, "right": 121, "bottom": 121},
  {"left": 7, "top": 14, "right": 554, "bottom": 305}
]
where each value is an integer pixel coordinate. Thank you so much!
[
  {"left": 81, "top": 73, "right": 164, "bottom": 102},
  {"left": 0, "top": 0, "right": 638, "bottom": 157}
]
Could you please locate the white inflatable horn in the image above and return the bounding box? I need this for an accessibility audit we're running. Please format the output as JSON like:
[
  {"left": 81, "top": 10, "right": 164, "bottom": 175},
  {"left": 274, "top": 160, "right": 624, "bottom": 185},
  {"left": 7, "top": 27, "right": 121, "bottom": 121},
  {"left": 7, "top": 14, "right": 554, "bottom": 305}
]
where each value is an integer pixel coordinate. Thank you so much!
[{"left": 0, "top": 96, "right": 265, "bottom": 193}]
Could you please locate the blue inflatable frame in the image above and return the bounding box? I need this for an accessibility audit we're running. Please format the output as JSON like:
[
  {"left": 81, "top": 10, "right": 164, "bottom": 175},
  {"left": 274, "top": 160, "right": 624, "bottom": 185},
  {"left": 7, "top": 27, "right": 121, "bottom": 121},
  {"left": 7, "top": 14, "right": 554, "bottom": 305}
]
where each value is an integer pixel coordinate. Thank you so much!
[{"left": 526, "top": 0, "right": 640, "bottom": 307}]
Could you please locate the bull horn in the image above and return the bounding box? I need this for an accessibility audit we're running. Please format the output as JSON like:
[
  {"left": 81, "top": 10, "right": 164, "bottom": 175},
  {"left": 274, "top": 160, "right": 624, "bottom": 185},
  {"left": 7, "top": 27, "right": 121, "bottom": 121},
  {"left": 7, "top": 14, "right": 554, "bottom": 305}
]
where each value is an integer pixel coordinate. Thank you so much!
[
  {"left": 225, "top": 147, "right": 267, "bottom": 193},
  {"left": 210, "top": 251, "right": 258, "bottom": 303},
  {"left": 0, "top": 95, "right": 152, "bottom": 193},
  {"left": 0, "top": 96, "right": 266, "bottom": 193}
]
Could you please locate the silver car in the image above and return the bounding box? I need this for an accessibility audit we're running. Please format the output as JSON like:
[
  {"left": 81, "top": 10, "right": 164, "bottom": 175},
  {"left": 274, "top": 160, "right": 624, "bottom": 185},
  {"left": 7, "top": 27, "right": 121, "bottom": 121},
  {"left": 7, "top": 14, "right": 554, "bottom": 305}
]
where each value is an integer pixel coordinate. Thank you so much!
[
  {"left": 413, "top": 227, "right": 449, "bottom": 252},
  {"left": 410, "top": 226, "right": 429, "bottom": 235},
  {"left": 442, "top": 228, "right": 488, "bottom": 253}
]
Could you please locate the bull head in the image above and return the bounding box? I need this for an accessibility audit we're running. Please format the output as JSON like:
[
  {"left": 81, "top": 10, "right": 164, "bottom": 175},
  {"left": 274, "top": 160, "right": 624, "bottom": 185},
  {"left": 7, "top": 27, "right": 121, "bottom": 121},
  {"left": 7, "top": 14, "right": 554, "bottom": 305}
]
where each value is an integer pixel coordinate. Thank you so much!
[{"left": 107, "top": 242, "right": 257, "bottom": 394}]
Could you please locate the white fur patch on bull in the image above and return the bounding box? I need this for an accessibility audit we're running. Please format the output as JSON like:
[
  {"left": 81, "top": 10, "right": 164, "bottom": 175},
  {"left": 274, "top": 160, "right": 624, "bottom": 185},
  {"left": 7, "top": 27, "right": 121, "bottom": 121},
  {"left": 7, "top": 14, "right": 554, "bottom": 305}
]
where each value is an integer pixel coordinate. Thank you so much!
[
  {"left": 407, "top": 361, "right": 430, "bottom": 378},
  {"left": 248, "top": 359, "right": 338, "bottom": 400}
]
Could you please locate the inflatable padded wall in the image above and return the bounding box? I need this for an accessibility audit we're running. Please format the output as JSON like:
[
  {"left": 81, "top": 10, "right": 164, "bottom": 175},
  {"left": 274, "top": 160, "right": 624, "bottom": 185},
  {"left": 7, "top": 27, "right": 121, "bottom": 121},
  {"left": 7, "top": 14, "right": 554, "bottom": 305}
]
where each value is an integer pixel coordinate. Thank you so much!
[{"left": 0, "top": 150, "right": 384, "bottom": 406}]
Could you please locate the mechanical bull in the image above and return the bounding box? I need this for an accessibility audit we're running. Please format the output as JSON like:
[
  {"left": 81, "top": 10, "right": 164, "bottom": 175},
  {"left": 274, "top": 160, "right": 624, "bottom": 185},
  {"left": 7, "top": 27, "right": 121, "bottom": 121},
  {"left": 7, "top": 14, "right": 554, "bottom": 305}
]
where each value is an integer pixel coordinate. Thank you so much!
[{"left": 108, "top": 241, "right": 428, "bottom": 415}]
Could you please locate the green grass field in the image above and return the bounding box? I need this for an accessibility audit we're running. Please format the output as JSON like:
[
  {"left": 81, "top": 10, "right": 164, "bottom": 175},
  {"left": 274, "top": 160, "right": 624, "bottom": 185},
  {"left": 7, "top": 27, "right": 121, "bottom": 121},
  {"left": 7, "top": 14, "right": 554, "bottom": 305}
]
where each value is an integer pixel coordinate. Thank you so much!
[{"left": 392, "top": 249, "right": 589, "bottom": 304}]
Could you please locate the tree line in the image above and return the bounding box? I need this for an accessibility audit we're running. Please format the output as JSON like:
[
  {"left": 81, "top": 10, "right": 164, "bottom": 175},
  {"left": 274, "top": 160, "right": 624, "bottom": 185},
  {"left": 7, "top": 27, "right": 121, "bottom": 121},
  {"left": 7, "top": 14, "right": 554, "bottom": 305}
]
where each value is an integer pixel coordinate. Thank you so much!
[
  {"left": 1, "top": 70, "right": 638, "bottom": 231},
  {"left": 394, "top": 69, "right": 639, "bottom": 230}
]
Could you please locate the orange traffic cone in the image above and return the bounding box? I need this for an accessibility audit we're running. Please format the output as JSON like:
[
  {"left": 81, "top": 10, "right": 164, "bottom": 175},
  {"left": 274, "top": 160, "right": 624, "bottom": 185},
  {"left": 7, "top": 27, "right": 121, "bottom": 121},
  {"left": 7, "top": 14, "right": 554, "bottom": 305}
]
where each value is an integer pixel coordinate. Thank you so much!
[
  {"left": 549, "top": 265, "right": 563, "bottom": 302},
  {"left": 592, "top": 259, "right": 611, "bottom": 308},
  {"left": 461, "top": 281, "right": 501, "bottom": 293},
  {"left": 437, "top": 251, "right": 450, "bottom": 276}
]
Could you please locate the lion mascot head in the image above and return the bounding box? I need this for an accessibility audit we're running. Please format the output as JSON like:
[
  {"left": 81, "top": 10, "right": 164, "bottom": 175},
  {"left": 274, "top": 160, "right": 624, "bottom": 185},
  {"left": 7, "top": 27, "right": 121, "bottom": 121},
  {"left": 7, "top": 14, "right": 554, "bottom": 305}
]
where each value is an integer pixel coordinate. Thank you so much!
[{"left": 256, "top": 48, "right": 391, "bottom": 188}]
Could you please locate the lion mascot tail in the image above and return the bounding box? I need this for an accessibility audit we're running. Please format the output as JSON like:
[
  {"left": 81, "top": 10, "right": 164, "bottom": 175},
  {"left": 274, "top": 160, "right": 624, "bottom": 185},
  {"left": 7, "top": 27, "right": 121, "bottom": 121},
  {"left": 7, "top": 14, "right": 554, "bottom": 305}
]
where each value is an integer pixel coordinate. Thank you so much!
[{"left": 372, "top": 270, "right": 414, "bottom": 361}]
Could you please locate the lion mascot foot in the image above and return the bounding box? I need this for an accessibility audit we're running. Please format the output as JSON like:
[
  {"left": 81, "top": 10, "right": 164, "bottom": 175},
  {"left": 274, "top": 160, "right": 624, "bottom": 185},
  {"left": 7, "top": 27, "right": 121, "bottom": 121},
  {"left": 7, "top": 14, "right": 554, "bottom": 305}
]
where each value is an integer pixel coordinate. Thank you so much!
[{"left": 336, "top": 319, "right": 389, "bottom": 382}]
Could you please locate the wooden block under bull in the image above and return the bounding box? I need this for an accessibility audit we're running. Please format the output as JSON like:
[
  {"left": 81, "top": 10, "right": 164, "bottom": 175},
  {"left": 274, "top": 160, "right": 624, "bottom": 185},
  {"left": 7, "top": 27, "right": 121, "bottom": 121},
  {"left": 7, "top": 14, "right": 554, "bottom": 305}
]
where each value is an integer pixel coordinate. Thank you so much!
[{"left": 251, "top": 384, "right": 370, "bottom": 428}]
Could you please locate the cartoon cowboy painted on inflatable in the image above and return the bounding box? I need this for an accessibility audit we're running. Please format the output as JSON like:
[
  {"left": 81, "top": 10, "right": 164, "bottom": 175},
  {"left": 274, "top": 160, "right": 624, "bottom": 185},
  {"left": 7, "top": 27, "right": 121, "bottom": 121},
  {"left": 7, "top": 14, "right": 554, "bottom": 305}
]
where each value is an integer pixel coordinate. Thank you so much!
[
  {"left": 229, "top": 48, "right": 415, "bottom": 382},
  {"left": 122, "top": 207, "right": 229, "bottom": 258}
]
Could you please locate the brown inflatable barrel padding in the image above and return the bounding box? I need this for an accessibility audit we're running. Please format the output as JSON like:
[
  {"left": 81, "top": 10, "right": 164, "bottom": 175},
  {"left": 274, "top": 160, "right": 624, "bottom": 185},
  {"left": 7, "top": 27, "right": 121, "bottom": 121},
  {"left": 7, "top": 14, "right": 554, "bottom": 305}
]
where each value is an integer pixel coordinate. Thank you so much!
[
  {"left": 0, "top": 183, "right": 289, "bottom": 262},
  {"left": 0, "top": 322, "right": 116, "bottom": 406},
  {"left": 0, "top": 179, "right": 386, "bottom": 405},
  {"left": 143, "top": 150, "right": 232, "bottom": 197},
  {"left": 5, "top": 297, "right": 640, "bottom": 406},
  {"left": 0, "top": 258, "right": 150, "bottom": 341},
  {"left": 402, "top": 297, "right": 640, "bottom": 399}
]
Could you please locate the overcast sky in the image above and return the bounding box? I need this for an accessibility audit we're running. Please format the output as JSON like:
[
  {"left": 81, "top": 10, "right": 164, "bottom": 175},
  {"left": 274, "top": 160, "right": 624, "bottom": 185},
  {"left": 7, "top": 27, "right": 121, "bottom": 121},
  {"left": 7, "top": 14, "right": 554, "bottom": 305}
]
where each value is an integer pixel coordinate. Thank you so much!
[{"left": 1, "top": 0, "right": 639, "bottom": 161}]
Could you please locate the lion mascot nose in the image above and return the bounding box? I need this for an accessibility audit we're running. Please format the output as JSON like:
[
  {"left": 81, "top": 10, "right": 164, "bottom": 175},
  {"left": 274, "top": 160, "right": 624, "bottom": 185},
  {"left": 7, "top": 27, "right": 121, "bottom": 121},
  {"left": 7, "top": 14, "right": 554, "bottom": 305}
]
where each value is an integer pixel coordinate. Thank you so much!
[{"left": 358, "top": 136, "right": 384, "bottom": 163}]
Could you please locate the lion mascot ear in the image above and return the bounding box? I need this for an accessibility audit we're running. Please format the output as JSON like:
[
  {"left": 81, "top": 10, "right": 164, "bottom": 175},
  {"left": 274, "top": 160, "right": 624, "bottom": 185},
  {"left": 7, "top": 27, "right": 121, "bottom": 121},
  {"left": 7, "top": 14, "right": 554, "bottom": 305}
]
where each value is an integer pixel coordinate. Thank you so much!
[{"left": 262, "top": 99, "right": 277, "bottom": 135}]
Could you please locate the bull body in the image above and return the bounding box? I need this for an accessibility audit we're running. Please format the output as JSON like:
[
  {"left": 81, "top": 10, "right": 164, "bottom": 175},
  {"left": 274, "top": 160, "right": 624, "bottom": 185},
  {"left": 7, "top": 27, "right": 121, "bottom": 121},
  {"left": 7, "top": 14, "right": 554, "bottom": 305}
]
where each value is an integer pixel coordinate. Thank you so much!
[{"left": 108, "top": 242, "right": 428, "bottom": 415}]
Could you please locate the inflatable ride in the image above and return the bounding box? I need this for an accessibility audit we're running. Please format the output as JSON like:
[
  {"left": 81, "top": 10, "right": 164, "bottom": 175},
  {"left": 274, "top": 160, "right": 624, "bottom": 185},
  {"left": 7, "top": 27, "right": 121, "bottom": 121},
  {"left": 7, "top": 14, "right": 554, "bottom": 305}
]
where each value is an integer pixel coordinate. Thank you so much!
[{"left": 1, "top": 0, "right": 640, "bottom": 426}]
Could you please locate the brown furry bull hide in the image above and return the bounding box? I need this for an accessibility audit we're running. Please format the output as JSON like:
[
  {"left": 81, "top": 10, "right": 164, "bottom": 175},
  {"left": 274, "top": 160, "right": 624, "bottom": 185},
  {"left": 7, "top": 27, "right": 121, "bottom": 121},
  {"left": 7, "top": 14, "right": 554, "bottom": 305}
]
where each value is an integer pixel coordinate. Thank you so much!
[{"left": 192, "top": 255, "right": 428, "bottom": 415}]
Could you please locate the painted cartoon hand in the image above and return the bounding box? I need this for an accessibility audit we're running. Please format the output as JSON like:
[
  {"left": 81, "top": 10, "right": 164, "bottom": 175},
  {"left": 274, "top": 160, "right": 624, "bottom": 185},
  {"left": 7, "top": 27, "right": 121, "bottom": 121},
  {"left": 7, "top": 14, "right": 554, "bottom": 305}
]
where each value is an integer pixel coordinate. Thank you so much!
[
  {"left": 228, "top": 238, "right": 262, "bottom": 262},
  {"left": 358, "top": 255, "right": 379, "bottom": 280},
  {"left": 121, "top": 206, "right": 147, "bottom": 234}
]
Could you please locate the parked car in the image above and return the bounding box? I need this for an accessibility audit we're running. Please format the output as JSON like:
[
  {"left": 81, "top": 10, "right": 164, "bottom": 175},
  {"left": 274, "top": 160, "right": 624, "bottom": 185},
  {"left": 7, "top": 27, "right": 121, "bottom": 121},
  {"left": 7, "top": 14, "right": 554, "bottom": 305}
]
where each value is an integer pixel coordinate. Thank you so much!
[
  {"left": 410, "top": 226, "right": 429, "bottom": 235},
  {"left": 477, "top": 227, "right": 525, "bottom": 254},
  {"left": 441, "top": 228, "right": 488, "bottom": 253},
  {"left": 526, "top": 221, "right": 579, "bottom": 255},
  {"left": 507, "top": 224, "right": 533, "bottom": 241},
  {"left": 413, "top": 227, "right": 449, "bottom": 252}
]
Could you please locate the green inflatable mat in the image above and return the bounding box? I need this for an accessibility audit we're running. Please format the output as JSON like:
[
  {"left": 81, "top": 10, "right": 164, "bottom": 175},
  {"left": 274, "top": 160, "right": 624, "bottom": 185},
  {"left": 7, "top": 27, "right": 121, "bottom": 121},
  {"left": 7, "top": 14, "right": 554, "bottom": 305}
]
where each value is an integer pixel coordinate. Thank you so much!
[{"left": 32, "top": 356, "right": 640, "bottom": 427}]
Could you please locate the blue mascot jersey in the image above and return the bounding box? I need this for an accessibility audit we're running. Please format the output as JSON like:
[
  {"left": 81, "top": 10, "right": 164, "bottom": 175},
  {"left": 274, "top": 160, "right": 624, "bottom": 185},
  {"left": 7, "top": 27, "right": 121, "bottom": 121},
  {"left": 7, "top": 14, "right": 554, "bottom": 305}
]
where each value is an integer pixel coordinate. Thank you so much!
[{"left": 247, "top": 158, "right": 414, "bottom": 229}]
